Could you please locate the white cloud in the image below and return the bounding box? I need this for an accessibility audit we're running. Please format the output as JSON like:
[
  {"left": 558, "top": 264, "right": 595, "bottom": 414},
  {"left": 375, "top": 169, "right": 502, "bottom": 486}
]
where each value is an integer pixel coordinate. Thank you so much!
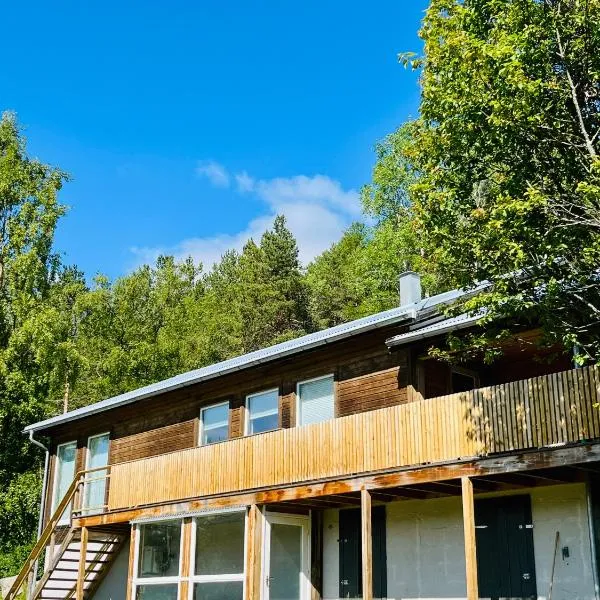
[
  {"left": 195, "top": 160, "right": 230, "bottom": 188},
  {"left": 131, "top": 167, "right": 361, "bottom": 270},
  {"left": 235, "top": 171, "right": 255, "bottom": 193}
]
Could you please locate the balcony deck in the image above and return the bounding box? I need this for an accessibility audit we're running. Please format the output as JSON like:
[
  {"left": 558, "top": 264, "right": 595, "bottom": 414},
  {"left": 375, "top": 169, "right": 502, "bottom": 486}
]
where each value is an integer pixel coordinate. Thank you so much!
[{"left": 101, "top": 365, "right": 600, "bottom": 513}]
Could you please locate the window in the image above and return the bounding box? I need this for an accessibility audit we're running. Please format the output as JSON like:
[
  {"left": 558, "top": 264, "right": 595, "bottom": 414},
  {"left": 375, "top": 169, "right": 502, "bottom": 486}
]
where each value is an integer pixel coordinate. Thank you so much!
[
  {"left": 133, "top": 520, "right": 182, "bottom": 599},
  {"left": 200, "top": 403, "right": 229, "bottom": 445},
  {"left": 297, "top": 375, "right": 335, "bottom": 426},
  {"left": 451, "top": 368, "right": 478, "bottom": 393},
  {"left": 52, "top": 441, "right": 77, "bottom": 523},
  {"left": 138, "top": 521, "right": 181, "bottom": 578},
  {"left": 83, "top": 432, "right": 109, "bottom": 514},
  {"left": 193, "top": 512, "right": 245, "bottom": 600},
  {"left": 246, "top": 389, "right": 279, "bottom": 434},
  {"left": 133, "top": 513, "right": 246, "bottom": 600}
]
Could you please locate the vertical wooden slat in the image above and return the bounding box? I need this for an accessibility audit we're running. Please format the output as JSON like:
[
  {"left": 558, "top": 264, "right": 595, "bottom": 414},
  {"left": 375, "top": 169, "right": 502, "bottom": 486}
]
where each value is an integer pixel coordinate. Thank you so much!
[
  {"left": 105, "top": 366, "right": 599, "bottom": 512},
  {"left": 245, "top": 505, "right": 263, "bottom": 600},
  {"left": 461, "top": 477, "right": 478, "bottom": 600},
  {"left": 76, "top": 526, "right": 88, "bottom": 600},
  {"left": 179, "top": 518, "right": 193, "bottom": 600},
  {"left": 361, "top": 488, "right": 372, "bottom": 600},
  {"left": 126, "top": 525, "right": 137, "bottom": 600}
]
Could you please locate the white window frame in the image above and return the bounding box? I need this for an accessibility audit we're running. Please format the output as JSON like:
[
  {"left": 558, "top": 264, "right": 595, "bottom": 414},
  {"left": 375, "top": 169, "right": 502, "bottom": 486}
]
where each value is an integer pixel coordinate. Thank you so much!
[
  {"left": 188, "top": 508, "right": 247, "bottom": 599},
  {"left": 198, "top": 402, "right": 230, "bottom": 446},
  {"left": 51, "top": 440, "right": 77, "bottom": 525},
  {"left": 245, "top": 388, "right": 280, "bottom": 436},
  {"left": 296, "top": 374, "right": 335, "bottom": 427},
  {"left": 83, "top": 431, "right": 110, "bottom": 514},
  {"left": 132, "top": 519, "right": 185, "bottom": 599}
]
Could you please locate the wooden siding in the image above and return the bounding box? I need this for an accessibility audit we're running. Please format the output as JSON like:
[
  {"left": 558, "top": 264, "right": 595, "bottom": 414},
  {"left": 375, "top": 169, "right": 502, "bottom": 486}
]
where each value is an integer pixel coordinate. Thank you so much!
[
  {"left": 337, "top": 366, "right": 407, "bottom": 417},
  {"left": 110, "top": 420, "right": 196, "bottom": 464},
  {"left": 106, "top": 365, "right": 600, "bottom": 511}
]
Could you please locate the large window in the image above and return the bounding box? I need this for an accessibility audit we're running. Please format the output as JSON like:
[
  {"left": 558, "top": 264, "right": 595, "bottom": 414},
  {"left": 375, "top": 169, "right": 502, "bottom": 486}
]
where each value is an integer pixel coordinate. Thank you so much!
[
  {"left": 246, "top": 389, "right": 279, "bottom": 434},
  {"left": 134, "top": 520, "right": 181, "bottom": 600},
  {"left": 133, "top": 512, "right": 246, "bottom": 600},
  {"left": 297, "top": 375, "right": 335, "bottom": 426},
  {"left": 193, "top": 511, "right": 245, "bottom": 599},
  {"left": 52, "top": 441, "right": 77, "bottom": 523},
  {"left": 199, "top": 403, "right": 229, "bottom": 445}
]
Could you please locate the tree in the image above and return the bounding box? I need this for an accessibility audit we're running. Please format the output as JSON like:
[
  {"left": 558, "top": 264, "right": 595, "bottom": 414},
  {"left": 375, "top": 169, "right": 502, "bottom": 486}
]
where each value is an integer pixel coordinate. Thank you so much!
[
  {"left": 0, "top": 112, "right": 68, "bottom": 575},
  {"left": 398, "top": 0, "right": 600, "bottom": 361}
]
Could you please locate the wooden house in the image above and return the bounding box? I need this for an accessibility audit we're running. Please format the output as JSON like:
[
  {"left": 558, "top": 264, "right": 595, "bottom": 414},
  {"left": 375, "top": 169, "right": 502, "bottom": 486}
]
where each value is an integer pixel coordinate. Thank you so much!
[{"left": 8, "top": 272, "right": 600, "bottom": 600}]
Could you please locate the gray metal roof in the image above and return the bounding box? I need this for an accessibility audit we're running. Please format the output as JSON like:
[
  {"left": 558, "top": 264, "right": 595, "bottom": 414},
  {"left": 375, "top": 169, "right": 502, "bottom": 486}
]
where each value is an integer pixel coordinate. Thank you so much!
[
  {"left": 384, "top": 313, "right": 482, "bottom": 348},
  {"left": 24, "top": 286, "right": 472, "bottom": 433}
]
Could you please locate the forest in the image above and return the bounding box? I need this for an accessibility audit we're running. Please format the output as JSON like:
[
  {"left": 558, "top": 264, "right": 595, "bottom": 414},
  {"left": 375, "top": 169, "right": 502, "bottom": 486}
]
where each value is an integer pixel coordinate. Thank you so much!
[{"left": 1, "top": 0, "right": 599, "bottom": 576}]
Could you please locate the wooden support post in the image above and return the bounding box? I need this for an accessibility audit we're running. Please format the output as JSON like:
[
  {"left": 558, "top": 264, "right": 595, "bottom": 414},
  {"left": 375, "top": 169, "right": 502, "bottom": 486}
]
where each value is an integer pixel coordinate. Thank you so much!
[
  {"left": 361, "top": 488, "right": 373, "bottom": 600},
  {"left": 179, "top": 518, "right": 193, "bottom": 599},
  {"left": 245, "top": 505, "right": 263, "bottom": 600},
  {"left": 461, "top": 476, "right": 479, "bottom": 600},
  {"left": 76, "top": 526, "right": 88, "bottom": 600},
  {"left": 126, "top": 525, "right": 137, "bottom": 600}
]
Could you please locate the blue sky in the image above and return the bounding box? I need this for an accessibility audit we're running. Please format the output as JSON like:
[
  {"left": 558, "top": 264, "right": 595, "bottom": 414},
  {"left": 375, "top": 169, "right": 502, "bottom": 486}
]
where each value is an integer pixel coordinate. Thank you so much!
[{"left": 2, "top": 0, "right": 427, "bottom": 279}]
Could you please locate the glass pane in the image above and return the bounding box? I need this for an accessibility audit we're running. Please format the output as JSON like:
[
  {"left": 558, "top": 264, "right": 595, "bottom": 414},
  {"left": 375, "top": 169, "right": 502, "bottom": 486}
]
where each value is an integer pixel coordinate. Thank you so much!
[
  {"left": 193, "top": 581, "right": 243, "bottom": 600},
  {"left": 54, "top": 441, "right": 77, "bottom": 518},
  {"left": 248, "top": 390, "right": 278, "bottom": 416},
  {"left": 203, "top": 424, "right": 229, "bottom": 445},
  {"left": 269, "top": 523, "right": 302, "bottom": 600},
  {"left": 298, "top": 376, "right": 334, "bottom": 426},
  {"left": 84, "top": 434, "right": 109, "bottom": 513},
  {"left": 195, "top": 512, "right": 245, "bottom": 575},
  {"left": 135, "top": 584, "right": 178, "bottom": 600},
  {"left": 138, "top": 521, "right": 181, "bottom": 577},
  {"left": 202, "top": 403, "right": 229, "bottom": 428},
  {"left": 249, "top": 413, "right": 279, "bottom": 435},
  {"left": 201, "top": 404, "right": 229, "bottom": 445},
  {"left": 248, "top": 390, "right": 278, "bottom": 434}
]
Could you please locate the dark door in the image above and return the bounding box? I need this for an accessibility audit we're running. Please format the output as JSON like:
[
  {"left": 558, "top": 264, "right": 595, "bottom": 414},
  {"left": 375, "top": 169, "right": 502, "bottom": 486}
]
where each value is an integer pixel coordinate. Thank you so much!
[
  {"left": 475, "top": 495, "right": 537, "bottom": 600},
  {"left": 339, "top": 506, "right": 387, "bottom": 598}
]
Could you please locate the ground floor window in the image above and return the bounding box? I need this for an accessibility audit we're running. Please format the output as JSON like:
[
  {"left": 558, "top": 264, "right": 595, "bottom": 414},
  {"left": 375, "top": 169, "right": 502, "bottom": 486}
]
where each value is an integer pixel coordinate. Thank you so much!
[
  {"left": 193, "top": 511, "right": 245, "bottom": 599},
  {"left": 133, "top": 510, "right": 246, "bottom": 600}
]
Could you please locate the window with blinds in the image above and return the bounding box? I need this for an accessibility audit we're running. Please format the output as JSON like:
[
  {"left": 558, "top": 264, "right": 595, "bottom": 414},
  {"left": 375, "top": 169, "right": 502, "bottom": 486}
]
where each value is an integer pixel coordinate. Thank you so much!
[{"left": 297, "top": 375, "right": 334, "bottom": 426}]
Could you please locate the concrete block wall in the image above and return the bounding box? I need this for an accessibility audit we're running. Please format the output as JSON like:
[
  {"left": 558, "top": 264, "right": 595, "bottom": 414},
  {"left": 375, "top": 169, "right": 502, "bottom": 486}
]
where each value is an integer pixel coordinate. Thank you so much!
[{"left": 322, "top": 483, "right": 598, "bottom": 600}]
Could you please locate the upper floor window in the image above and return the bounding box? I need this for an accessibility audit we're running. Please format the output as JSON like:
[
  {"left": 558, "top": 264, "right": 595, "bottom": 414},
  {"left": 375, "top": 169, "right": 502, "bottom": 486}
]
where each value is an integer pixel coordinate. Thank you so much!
[
  {"left": 246, "top": 389, "right": 279, "bottom": 434},
  {"left": 200, "top": 402, "right": 229, "bottom": 445},
  {"left": 297, "top": 375, "right": 335, "bottom": 426}
]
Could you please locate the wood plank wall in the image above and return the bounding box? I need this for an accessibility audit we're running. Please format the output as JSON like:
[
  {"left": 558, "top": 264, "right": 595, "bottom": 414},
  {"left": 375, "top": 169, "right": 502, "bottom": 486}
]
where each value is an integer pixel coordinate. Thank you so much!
[{"left": 107, "top": 365, "right": 600, "bottom": 511}]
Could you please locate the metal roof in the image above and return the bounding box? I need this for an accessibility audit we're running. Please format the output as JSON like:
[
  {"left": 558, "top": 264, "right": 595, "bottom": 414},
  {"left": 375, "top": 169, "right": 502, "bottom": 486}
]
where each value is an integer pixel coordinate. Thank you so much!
[
  {"left": 384, "top": 313, "right": 482, "bottom": 348},
  {"left": 24, "top": 286, "right": 473, "bottom": 433}
]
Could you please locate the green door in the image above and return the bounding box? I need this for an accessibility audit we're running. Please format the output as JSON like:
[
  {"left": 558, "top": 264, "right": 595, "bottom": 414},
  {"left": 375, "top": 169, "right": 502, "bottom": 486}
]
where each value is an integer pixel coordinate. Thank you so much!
[
  {"left": 338, "top": 506, "right": 387, "bottom": 598},
  {"left": 475, "top": 495, "right": 537, "bottom": 599}
]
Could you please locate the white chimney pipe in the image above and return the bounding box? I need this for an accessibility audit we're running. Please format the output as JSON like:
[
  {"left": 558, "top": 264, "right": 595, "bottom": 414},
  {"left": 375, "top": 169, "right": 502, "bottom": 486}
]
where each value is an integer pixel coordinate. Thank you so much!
[{"left": 399, "top": 271, "right": 422, "bottom": 306}]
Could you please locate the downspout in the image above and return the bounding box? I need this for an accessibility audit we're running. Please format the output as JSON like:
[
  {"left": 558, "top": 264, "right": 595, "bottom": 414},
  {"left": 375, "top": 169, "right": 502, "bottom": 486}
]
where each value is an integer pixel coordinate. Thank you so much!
[
  {"left": 28, "top": 430, "right": 50, "bottom": 596},
  {"left": 28, "top": 430, "right": 50, "bottom": 541}
]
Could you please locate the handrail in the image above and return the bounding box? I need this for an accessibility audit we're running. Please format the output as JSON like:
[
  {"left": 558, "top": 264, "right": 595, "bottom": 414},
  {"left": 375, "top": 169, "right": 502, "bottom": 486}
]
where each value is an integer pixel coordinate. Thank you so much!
[{"left": 5, "top": 465, "right": 111, "bottom": 600}]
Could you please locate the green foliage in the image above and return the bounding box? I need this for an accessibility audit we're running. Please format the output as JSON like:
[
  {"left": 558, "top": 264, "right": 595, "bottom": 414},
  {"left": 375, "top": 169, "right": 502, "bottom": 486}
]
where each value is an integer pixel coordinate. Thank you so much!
[
  {"left": 398, "top": 0, "right": 600, "bottom": 361},
  {"left": 0, "top": 471, "right": 41, "bottom": 577}
]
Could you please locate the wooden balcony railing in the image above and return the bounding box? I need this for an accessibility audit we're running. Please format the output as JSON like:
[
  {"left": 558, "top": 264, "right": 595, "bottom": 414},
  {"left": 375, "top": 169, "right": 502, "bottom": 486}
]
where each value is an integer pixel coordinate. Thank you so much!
[{"left": 106, "top": 365, "right": 600, "bottom": 511}]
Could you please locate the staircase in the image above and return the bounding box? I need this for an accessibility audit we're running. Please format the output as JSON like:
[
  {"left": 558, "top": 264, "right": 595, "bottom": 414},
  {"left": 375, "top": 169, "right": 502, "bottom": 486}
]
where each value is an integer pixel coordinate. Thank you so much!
[
  {"left": 6, "top": 468, "right": 127, "bottom": 600},
  {"left": 33, "top": 527, "right": 127, "bottom": 599}
]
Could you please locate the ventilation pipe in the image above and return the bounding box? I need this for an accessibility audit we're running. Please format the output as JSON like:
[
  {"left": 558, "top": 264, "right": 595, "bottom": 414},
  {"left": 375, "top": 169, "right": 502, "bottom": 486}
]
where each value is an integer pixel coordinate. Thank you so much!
[{"left": 399, "top": 271, "right": 422, "bottom": 306}]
